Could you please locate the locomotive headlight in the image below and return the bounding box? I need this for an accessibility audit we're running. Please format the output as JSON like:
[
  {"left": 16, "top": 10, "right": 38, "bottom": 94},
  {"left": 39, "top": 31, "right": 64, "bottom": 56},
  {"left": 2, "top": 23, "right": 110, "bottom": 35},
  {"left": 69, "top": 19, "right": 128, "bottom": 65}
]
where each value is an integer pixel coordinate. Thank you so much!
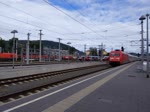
[
  {"left": 116, "top": 58, "right": 120, "bottom": 60},
  {"left": 110, "top": 57, "right": 114, "bottom": 60},
  {"left": 110, "top": 57, "right": 120, "bottom": 61}
]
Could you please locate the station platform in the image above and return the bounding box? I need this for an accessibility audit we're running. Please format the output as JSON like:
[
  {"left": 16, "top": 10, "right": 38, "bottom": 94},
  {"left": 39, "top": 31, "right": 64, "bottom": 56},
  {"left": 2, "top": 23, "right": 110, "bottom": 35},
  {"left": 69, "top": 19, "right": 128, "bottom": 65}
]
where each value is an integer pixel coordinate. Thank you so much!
[
  {"left": 43, "top": 62, "right": 150, "bottom": 112},
  {"left": 0, "top": 61, "right": 105, "bottom": 79},
  {"left": 1, "top": 61, "right": 150, "bottom": 112}
]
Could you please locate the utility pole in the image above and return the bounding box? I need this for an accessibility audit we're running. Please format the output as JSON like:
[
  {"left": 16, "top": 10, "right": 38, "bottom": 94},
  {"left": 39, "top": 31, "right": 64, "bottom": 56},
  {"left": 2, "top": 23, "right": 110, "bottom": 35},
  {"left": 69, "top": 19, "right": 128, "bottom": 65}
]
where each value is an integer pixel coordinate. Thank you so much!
[
  {"left": 34, "top": 45, "right": 36, "bottom": 54},
  {"left": 101, "top": 43, "right": 103, "bottom": 60},
  {"left": 20, "top": 44, "right": 23, "bottom": 66},
  {"left": 98, "top": 45, "right": 100, "bottom": 56},
  {"left": 84, "top": 44, "right": 86, "bottom": 61},
  {"left": 84, "top": 44, "right": 86, "bottom": 55},
  {"left": 26, "top": 33, "right": 30, "bottom": 64},
  {"left": 67, "top": 42, "right": 71, "bottom": 63},
  {"left": 139, "top": 15, "right": 146, "bottom": 66},
  {"left": 39, "top": 30, "right": 43, "bottom": 62},
  {"left": 58, "top": 38, "right": 62, "bottom": 61},
  {"left": 141, "top": 22, "right": 144, "bottom": 64},
  {"left": 146, "top": 14, "right": 149, "bottom": 78},
  {"left": 15, "top": 39, "right": 18, "bottom": 61}
]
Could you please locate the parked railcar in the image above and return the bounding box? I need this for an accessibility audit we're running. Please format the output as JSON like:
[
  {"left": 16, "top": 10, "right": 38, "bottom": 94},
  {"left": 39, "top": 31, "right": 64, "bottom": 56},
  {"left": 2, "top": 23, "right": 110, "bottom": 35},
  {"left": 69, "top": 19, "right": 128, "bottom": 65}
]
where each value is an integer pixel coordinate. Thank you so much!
[
  {"left": 85, "top": 56, "right": 100, "bottom": 61},
  {"left": 0, "top": 53, "right": 17, "bottom": 61},
  {"left": 62, "top": 56, "right": 73, "bottom": 60},
  {"left": 109, "top": 50, "right": 137, "bottom": 66}
]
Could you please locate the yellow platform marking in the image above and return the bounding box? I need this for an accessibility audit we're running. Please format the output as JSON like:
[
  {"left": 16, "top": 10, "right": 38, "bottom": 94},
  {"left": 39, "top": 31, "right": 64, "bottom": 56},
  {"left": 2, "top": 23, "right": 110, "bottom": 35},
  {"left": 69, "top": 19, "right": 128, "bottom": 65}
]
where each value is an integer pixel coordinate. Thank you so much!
[{"left": 43, "top": 63, "right": 134, "bottom": 112}]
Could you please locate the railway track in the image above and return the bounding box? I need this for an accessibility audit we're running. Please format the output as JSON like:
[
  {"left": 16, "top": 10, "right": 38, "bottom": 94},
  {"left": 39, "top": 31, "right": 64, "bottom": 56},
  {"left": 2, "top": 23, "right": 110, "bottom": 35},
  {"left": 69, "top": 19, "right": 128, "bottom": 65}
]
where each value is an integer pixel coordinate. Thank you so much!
[
  {"left": 0, "top": 60, "right": 91, "bottom": 67},
  {"left": 0, "top": 64, "right": 111, "bottom": 104},
  {"left": 0, "top": 61, "right": 66, "bottom": 67}
]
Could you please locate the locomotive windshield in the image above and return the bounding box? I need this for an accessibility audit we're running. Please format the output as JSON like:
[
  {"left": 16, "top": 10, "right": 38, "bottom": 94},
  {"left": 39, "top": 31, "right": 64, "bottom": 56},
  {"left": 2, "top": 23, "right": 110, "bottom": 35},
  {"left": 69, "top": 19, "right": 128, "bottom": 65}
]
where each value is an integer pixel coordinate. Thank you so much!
[{"left": 110, "top": 53, "right": 120, "bottom": 57}]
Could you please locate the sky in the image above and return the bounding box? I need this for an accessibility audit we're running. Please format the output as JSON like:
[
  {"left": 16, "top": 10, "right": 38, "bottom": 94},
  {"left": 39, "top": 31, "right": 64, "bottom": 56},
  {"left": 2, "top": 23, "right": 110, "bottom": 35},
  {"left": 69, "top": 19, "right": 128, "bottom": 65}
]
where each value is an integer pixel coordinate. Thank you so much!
[{"left": 0, "top": 0, "right": 150, "bottom": 53}]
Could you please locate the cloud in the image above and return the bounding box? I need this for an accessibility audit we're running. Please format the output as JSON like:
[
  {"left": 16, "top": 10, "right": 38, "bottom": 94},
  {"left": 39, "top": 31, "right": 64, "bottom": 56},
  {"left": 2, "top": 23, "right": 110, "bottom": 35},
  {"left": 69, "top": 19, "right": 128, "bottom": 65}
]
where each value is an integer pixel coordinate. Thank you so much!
[{"left": 0, "top": 0, "right": 150, "bottom": 53}]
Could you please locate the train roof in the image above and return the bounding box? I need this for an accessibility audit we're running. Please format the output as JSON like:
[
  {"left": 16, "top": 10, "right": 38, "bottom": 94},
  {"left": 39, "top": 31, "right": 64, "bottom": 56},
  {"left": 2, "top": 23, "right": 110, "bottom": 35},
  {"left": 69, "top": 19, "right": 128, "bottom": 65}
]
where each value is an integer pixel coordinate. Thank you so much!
[
  {"left": 110, "top": 50, "right": 138, "bottom": 58},
  {"left": 110, "top": 50, "right": 123, "bottom": 53}
]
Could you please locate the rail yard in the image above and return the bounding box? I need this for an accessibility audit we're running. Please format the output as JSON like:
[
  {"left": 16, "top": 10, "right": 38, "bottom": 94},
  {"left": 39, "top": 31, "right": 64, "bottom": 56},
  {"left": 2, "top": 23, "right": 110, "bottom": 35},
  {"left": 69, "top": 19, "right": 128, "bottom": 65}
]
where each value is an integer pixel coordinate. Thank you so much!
[{"left": 0, "top": 0, "right": 150, "bottom": 112}]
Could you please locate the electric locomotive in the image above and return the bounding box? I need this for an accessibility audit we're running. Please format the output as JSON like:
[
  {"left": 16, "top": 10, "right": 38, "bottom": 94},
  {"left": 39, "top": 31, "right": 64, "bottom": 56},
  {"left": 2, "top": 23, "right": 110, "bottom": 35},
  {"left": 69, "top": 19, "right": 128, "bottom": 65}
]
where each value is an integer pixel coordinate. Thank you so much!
[
  {"left": 109, "top": 50, "right": 127, "bottom": 66},
  {"left": 109, "top": 49, "right": 137, "bottom": 66}
]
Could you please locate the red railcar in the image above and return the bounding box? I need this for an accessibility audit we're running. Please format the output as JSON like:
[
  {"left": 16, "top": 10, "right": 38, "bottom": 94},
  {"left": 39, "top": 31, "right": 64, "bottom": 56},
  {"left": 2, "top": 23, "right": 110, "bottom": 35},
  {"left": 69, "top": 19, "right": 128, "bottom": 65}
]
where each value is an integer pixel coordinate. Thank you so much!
[
  {"left": 22, "top": 54, "right": 48, "bottom": 60},
  {"left": 85, "top": 56, "right": 99, "bottom": 61},
  {"left": 0, "top": 53, "right": 17, "bottom": 61},
  {"left": 62, "top": 56, "right": 73, "bottom": 60}
]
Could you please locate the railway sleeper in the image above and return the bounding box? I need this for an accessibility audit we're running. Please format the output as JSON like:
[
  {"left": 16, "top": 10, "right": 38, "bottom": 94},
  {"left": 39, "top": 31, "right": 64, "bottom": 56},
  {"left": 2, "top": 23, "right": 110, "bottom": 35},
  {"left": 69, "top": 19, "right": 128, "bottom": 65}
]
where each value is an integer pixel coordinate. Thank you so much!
[{"left": 0, "top": 65, "right": 110, "bottom": 99}]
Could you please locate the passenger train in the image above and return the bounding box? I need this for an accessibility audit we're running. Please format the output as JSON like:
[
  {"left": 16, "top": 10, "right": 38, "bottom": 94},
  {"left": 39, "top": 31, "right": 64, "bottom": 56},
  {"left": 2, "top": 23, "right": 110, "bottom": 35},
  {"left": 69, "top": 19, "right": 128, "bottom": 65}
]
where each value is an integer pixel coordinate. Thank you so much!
[{"left": 109, "top": 50, "right": 138, "bottom": 66}]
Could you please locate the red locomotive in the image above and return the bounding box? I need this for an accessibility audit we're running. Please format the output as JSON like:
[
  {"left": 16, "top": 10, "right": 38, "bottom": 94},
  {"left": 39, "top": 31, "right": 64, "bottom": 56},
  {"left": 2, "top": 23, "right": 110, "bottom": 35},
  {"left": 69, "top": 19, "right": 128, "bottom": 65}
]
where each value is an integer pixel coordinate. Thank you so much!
[{"left": 109, "top": 50, "right": 137, "bottom": 66}]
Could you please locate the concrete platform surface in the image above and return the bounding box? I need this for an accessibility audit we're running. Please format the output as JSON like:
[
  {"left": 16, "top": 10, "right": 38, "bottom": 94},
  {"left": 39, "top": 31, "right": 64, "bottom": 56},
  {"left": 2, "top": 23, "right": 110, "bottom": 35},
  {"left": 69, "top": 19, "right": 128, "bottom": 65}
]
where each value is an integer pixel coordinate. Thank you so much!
[
  {"left": 65, "top": 62, "right": 150, "bottom": 112},
  {"left": 0, "top": 61, "right": 106, "bottom": 79}
]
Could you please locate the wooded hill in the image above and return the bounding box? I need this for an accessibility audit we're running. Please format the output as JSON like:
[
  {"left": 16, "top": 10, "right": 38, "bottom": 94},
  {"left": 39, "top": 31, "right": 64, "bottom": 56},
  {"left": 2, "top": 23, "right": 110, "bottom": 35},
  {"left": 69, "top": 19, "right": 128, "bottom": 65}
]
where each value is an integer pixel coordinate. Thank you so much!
[{"left": 0, "top": 39, "right": 83, "bottom": 55}]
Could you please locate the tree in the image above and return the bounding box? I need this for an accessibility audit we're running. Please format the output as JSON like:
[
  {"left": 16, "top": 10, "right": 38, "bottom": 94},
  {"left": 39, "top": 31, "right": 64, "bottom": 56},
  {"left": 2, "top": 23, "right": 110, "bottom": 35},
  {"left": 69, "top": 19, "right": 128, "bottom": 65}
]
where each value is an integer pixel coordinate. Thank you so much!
[
  {"left": 0, "top": 37, "right": 5, "bottom": 52},
  {"left": 69, "top": 47, "right": 76, "bottom": 54},
  {"left": 8, "top": 37, "right": 18, "bottom": 52},
  {"left": 30, "top": 41, "right": 39, "bottom": 49},
  {"left": 89, "top": 47, "right": 98, "bottom": 56}
]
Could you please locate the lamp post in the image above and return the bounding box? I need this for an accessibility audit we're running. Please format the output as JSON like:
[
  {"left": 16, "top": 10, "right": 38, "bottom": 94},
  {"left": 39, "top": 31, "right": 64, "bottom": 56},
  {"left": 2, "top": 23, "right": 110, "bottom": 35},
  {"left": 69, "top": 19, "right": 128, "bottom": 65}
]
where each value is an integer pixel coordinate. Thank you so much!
[
  {"left": 15, "top": 38, "right": 18, "bottom": 61},
  {"left": 67, "top": 42, "right": 71, "bottom": 63},
  {"left": 57, "top": 38, "right": 62, "bottom": 61},
  {"left": 39, "top": 30, "right": 43, "bottom": 62},
  {"left": 84, "top": 44, "right": 86, "bottom": 61},
  {"left": 146, "top": 14, "right": 150, "bottom": 78},
  {"left": 26, "top": 33, "right": 30, "bottom": 64},
  {"left": 139, "top": 15, "right": 146, "bottom": 66},
  {"left": 0, "top": 37, "right": 2, "bottom": 53},
  {"left": 20, "top": 44, "right": 23, "bottom": 66},
  {"left": 11, "top": 30, "right": 18, "bottom": 69}
]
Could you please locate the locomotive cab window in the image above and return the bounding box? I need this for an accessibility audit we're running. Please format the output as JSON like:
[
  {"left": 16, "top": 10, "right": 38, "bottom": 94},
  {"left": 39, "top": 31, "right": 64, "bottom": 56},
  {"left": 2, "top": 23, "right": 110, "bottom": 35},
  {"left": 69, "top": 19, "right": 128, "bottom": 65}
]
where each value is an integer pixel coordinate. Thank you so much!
[{"left": 110, "top": 53, "right": 120, "bottom": 57}]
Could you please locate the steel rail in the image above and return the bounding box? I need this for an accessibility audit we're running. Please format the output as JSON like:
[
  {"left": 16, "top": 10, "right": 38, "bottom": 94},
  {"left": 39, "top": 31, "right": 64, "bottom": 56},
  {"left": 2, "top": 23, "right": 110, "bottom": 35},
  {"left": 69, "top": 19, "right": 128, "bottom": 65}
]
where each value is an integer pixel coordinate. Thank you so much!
[{"left": 0, "top": 64, "right": 110, "bottom": 101}]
